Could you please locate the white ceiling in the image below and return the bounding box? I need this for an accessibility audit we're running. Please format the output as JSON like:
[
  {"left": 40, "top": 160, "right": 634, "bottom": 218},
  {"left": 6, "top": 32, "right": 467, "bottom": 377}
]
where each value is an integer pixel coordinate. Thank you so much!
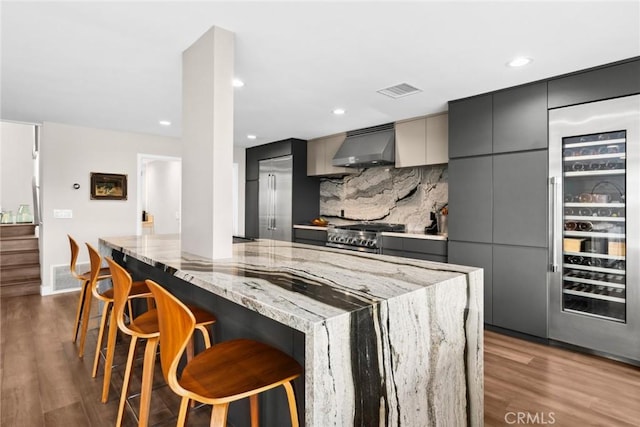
[{"left": 2, "top": 1, "right": 639, "bottom": 147}]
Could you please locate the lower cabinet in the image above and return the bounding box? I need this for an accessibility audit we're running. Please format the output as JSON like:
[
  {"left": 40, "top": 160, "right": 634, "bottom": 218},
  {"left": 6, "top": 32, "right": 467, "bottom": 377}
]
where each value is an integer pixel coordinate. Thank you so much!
[
  {"left": 449, "top": 241, "right": 549, "bottom": 336},
  {"left": 493, "top": 245, "right": 548, "bottom": 338},
  {"left": 293, "top": 228, "right": 327, "bottom": 247},
  {"left": 380, "top": 236, "right": 448, "bottom": 263},
  {"left": 448, "top": 241, "right": 493, "bottom": 324}
]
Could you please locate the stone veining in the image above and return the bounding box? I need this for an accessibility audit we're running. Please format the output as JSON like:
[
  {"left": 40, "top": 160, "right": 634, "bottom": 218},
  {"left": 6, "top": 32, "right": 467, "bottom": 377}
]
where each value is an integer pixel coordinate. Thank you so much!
[{"left": 320, "top": 165, "right": 448, "bottom": 232}]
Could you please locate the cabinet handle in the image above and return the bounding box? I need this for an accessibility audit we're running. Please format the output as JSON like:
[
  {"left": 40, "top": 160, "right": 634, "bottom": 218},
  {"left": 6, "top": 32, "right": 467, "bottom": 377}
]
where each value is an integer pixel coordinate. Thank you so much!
[{"left": 550, "top": 176, "right": 559, "bottom": 272}]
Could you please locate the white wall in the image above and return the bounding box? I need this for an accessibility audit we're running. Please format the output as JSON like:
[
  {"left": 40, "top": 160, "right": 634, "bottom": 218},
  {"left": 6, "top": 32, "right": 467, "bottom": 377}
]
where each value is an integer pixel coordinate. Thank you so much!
[
  {"left": 233, "top": 145, "right": 246, "bottom": 237},
  {"left": 0, "top": 121, "right": 36, "bottom": 215},
  {"left": 40, "top": 122, "right": 180, "bottom": 294},
  {"left": 146, "top": 159, "right": 181, "bottom": 234}
]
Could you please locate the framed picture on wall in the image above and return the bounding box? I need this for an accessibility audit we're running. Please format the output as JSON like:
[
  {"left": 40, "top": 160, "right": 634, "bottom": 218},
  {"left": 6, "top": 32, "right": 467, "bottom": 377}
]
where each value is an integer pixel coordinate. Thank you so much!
[{"left": 90, "top": 172, "right": 128, "bottom": 200}]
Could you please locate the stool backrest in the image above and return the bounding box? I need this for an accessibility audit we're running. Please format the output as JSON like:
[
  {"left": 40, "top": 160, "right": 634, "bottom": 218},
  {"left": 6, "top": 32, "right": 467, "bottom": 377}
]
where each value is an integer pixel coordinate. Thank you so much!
[
  {"left": 106, "top": 257, "right": 135, "bottom": 335},
  {"left": 145, "top": 279, "right": 195, "bottom": 396},
  {"left": 85, "top": 243, "right": 102, "bottom": 291},
  {"left": 68, "top": 235, "right": 83, "bottom": 279}
]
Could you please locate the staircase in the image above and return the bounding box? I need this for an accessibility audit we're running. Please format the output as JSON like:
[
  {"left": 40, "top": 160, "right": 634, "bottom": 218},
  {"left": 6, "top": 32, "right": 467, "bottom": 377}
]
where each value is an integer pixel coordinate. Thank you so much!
[{"left": 0, "top": 224, "right": 41, "bottom": 297}]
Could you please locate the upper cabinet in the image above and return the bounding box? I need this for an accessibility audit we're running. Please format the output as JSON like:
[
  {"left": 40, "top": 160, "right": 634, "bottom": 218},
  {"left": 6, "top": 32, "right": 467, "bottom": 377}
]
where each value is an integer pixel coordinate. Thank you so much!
[
  {"left": 548, "top": 59, "right": 640, "bottom": 109},
  {"left": 449, "top": 94, "right": 493, "bottom": 158},
  {"left": 395, "top": 113, "right": 448, "bottom": 168},
  {"left": 449, "top": 83, "right": 548, "bottom": 157},
  {"left": 307, "top": 133, "right": 353, "bottom": 176},
  {"left": 493, "top": 82, "right": 548, "bottom": 153}
]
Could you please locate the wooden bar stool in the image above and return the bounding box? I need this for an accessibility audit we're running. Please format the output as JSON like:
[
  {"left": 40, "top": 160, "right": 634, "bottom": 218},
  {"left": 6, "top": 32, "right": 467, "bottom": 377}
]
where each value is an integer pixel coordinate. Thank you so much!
[
  {"left": 106, "top": 258, "right": 217, "bottom": 427},
  {"left": 68, "top": 234, "right": 110, "bottom": 349},
  {"left": 85, "top": 243, "right": 153, "bottom": 403},
  {"left": 146, "top": 279, "right": 303, "bottom": 427}
]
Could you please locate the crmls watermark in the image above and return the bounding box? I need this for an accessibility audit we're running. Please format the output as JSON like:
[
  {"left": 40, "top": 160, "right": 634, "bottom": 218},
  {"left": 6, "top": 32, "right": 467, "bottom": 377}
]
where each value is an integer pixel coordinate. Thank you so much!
[{"left": 504, "top": 411, "right": 556, "bottom": 425}]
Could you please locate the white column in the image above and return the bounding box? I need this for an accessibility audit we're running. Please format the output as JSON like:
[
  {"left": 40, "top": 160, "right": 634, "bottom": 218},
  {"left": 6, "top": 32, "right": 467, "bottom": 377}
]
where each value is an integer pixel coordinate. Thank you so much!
[{"left": 181, "top": 26, "right": 234, "bottom": 259}]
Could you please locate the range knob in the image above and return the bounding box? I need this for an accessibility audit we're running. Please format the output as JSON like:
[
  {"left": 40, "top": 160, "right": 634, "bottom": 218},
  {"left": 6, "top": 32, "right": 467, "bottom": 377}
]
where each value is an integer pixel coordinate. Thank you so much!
[
  {"left": 366, "top": 240, "right": 376, "bottom": 247},
  {"left": 338, "top": 236, "right": 346, "bottom": 243}
]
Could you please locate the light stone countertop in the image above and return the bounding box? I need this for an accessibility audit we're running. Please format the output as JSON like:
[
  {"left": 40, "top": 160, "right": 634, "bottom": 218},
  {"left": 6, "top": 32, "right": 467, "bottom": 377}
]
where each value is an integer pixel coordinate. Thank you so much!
[{"left": 99, "top": 234, "right": 482, "bottom": 427}]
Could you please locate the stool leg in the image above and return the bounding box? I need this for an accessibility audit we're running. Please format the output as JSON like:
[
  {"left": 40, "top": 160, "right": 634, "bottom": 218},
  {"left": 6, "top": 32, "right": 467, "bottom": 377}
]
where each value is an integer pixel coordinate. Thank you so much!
[
  {"left": 92, "top": 301, "right": 111, "bottom": 377},
  {"left": 101, "top": 303, "right": 118, "bottom": 403},
  {"left": 250, "top": 395, "right": 259, "bottom": 427},
  {"left": 210, "top": 403, "right": 229, "bottom": 427},
  {"left": 116, "top": 335, "right": 139, "bottom": 427},
  {"left": 138, "top": 336, "right": 159, "bottom": 427},
  {"left": 283, "top": 381, "right": 299, "bottom": 427},
  {"left": 177, "top": 396, "right": 190, "bottom": 427},
  {"left": 78, "top": 289, "right": 95, "bottom": 358},
  {"left": 72, "top": 279, "right": 89, "bottom": 342}
]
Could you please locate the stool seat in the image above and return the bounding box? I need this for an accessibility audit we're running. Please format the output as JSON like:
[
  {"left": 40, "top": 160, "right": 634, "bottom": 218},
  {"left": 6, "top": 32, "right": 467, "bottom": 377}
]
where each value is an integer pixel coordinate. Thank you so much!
[
  {"left": 180, "top": 338, "right": 302, "bottom": 402},
  {"left": 78, "top": 266, "right": 111, "bottom": 281},
  {"left": 100, "top": 280, "right": 149, "bottom": 299}
]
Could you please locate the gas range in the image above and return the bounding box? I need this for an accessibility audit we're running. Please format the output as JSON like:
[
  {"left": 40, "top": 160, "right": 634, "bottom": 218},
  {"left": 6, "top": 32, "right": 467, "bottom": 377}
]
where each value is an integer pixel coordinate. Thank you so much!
[{"left": 326, "top": 223, "right": 406, "bottom": 253}]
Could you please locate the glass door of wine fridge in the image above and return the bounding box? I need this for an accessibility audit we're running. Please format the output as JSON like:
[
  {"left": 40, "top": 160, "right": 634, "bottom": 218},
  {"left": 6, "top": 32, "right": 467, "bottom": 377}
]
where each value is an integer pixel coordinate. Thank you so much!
[{"left": 549, "top": 95, "right": 639, "bottom": 363}]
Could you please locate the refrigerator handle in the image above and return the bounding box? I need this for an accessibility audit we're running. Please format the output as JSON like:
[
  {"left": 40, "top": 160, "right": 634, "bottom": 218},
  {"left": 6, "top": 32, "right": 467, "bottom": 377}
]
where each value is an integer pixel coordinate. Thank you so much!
[
  {"left": 269, "top": 174, "right": 274, "bottom": 230},
  {"left": 272, "top": 174, "right": 277, "bottom": 230},
  {"left": 550, "top": 176, "right": 559, "bottom": 272}
]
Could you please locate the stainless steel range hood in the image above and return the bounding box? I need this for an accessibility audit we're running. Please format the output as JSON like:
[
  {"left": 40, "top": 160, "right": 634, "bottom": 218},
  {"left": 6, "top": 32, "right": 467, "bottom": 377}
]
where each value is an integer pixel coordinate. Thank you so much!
[{"left": 332, "top": 123, "right": 395, "bottom": 167}]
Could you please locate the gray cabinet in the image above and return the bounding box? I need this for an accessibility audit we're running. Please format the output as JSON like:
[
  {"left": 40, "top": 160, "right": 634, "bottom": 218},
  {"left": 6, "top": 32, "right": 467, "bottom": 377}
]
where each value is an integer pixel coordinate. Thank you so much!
[
  {"left": 448, "top": 94, "right": 492, "bottom": 158},
  {"left": 380, "top": 236, "right": 447, "bottom": 263},
  {"left": 448, "top": 156, "right": 493, "bottom": 243},
  {"left": 448, "top": 241, "right": 493, "bottom": 324},
  {"left": 293, "top": 228, "right": 327, "bottom": 247},
  {"left": 493, "top": 151, "right": 548, "bottom": 247},
  {"left": 493, "top": 82, "right": 548, "bottom": 153},
  {"left": 493, "top": 245, "right": 548, "bottom": 338},
  {"left": 245, "top": 180, "right": 259, "bottom": 238},
  {"left": 548, "top": 59, "right": 640, "bottom": 109}
]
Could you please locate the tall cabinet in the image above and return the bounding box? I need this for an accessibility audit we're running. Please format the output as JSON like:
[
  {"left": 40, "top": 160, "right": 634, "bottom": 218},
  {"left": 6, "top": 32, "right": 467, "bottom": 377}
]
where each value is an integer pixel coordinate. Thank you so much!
[
  {"left": 245, "top": 138, "right": 319, "bottom": 239},
  {"left": 448, "top": 82, "right": 549, "bottom": 337},
  {"left": 448, "top": 57, "right": 640, "bottom": 340}
]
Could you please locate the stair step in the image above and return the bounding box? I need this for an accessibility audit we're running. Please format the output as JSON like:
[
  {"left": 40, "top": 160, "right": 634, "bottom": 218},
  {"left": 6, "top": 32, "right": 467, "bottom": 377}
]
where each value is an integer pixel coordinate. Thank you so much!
[
  {"left": 0, "top": 251, "right": 40, "bottom": 266},
  {"left": 0, "top": 280, "right": 41, "bottom": 297},
  {"left": 0, "top": 264, "right": 41, "bottom": 282},
  {"left": 0, "top": 224, "right": 37, "bottom": 238},
  {"left": 1, "top": 236, "right": 39, "bottom": 251}
]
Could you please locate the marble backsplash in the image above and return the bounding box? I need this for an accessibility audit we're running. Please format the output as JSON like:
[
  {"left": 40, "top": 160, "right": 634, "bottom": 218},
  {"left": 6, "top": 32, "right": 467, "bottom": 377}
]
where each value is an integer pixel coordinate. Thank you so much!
[{"left": 319, "top": 165, "right": 448, "bottom": 233}]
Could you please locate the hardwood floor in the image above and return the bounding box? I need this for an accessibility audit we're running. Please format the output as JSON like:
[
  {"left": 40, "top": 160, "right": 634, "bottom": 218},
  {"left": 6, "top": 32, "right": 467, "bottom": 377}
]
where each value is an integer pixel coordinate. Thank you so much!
[
  {"left": 484, "top": 330, "right": 640, "bottom": 427},
  {"left": 2, "top": 292, "right": 639, "bottom": 426}
]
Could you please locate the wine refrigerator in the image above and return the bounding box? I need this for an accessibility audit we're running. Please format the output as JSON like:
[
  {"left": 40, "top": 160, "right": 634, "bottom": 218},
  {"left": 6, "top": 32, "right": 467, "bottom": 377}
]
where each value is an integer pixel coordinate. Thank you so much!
[{"left": 549, "top": 94, "right": 639, "bottom": 363}]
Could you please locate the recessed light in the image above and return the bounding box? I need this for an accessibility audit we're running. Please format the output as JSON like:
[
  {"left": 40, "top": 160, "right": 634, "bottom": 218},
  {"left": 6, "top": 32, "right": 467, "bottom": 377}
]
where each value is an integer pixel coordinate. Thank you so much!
[
  {"left": 507, "top": 57, "right": 532, "bottom": 67},
  {"left": 247, "top": 134, "right": 257, "bottom": 140},
  {"left": 333, "top": 108, "right": 346, "bottom": 115},
  {"left": 159, "top": 120, "right": 171, "bottom": 126},
  {"left": 233, "top": 78, "right": 245, "bottom": 88}
]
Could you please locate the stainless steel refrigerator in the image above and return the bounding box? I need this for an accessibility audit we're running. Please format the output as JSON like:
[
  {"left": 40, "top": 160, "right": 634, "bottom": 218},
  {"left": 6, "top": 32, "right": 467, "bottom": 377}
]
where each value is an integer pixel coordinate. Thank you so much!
[
  {"left": 259, "top": 155, "right": 293, "bottom": 241},
  {"left": 549, "top": 94, "right": 639, "bottom": 363}
]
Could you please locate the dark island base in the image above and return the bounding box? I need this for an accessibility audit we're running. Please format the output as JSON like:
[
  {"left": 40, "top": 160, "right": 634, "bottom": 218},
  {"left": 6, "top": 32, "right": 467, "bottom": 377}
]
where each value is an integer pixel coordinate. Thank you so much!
[{"left": 113, "top": 250, "right": 306, "bottom": 426}]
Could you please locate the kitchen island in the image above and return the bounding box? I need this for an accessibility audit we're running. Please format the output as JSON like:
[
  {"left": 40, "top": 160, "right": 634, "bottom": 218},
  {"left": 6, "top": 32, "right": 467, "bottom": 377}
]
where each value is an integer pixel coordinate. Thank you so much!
[{"left": 100, "top": 234, "right": 483, "bottom": 426}]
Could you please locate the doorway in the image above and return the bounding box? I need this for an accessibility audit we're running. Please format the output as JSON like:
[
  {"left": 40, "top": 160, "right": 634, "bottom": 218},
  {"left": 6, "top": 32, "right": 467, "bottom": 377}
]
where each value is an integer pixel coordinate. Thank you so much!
[{"left": 137, "top": 154, "right": 182, "bottom": 235}]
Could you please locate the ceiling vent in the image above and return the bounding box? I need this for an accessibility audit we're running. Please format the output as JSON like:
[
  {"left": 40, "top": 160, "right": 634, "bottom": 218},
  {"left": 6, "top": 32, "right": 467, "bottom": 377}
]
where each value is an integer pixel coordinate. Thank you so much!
[{"left": 377, "top": 83, "right": 422, "bottom": 99}]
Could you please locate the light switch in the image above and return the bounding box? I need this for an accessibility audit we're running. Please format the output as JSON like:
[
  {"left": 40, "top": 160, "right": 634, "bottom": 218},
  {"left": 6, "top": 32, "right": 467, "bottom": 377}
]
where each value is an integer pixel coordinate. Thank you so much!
[{"left": 53, "top": 209, "right": 73, "bottom": 219}]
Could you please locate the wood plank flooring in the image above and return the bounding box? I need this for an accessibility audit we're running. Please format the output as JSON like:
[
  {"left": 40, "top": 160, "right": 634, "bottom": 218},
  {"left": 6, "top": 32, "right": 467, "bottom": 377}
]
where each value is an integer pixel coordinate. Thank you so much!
[{"left": 2, "top": 292, "right": 640, "bottom": 426}]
